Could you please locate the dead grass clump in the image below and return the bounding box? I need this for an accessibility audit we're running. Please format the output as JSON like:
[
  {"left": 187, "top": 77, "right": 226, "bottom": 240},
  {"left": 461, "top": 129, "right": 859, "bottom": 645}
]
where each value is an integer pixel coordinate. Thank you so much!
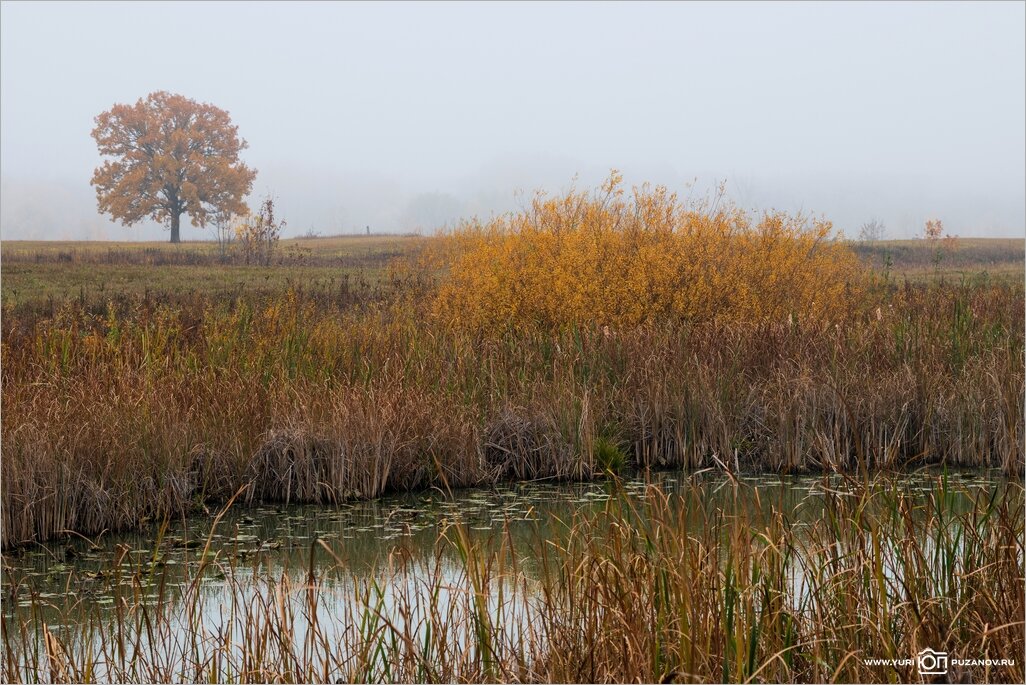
[{"left": 484, "top": 407, "right": 576, "bottom": 481}]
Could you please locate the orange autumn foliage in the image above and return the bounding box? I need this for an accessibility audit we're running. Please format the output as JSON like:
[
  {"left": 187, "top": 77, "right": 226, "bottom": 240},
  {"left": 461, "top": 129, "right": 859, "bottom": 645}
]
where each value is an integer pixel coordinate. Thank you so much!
[
  {"left": 91, "top": 91, "right": 257, "bottom": 243},
  {"left": 432, "top": 173, "right": 864, "bottom": 332}
]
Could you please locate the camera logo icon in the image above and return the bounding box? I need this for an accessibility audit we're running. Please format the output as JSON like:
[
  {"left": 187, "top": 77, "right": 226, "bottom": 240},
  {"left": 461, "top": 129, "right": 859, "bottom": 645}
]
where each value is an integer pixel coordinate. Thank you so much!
[{"left": 917, "top": 648, "right": 949, "bottom": 675}]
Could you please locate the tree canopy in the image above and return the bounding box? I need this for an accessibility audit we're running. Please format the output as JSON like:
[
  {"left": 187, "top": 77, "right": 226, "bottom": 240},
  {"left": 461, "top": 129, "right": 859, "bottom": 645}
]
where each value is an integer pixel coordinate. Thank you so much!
[{"left": 91, "top": 91, "right": 256, "bottom": 243}]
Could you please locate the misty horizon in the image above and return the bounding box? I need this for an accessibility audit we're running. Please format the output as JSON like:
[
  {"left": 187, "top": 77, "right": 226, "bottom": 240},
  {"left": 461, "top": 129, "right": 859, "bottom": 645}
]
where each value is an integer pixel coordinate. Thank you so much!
[{"left": 2, "top": 1, "right": 1024, "bottom": 241}]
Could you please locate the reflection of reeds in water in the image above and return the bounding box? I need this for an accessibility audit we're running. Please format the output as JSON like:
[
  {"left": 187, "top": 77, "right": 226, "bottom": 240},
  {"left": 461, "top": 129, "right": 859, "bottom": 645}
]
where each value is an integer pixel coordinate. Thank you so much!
[{"left": 3, "top": 477, "right": 1023, "bottom": 683}]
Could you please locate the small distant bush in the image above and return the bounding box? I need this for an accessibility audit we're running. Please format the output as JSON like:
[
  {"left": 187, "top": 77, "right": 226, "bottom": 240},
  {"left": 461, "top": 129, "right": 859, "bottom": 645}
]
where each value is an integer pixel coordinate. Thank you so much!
[
  {"left": 923, "top": 218, "right": 944, "bottom": 241},
  {"left": 211, "top": 210, "right": 243, "bottom": 263},
  {"left": 236, "top": 196, "right": 285, "bottom": 265},
  {"left": 431, "top": 173, "right": 864, "bottom": 332},
  {"left": 921, "top": 218, "right": 960, "bottom": 269},
  {"left": 858, "top": 218, "right": 885, "bottom": 242}
]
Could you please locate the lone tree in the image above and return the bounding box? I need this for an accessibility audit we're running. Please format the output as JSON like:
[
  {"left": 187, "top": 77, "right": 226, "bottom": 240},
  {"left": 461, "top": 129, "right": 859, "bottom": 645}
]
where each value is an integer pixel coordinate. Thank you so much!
[{"left": 91, "top": 91, "right": 256, "bottom": 243}]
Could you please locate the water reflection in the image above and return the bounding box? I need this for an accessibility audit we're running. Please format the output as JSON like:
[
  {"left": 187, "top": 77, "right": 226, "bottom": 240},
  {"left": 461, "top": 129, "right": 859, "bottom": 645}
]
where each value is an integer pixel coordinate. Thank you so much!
[
  {"left": 3, "top": 468, "right": 1011, "bottom": 621},
  {"left": 2, "top": 468, "right": 1020, "bottom": 682}
]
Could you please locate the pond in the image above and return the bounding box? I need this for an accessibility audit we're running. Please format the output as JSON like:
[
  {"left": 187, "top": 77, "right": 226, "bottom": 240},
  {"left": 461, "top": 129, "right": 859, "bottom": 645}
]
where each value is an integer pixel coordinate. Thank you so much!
[
  {"left": 4, "top": 468, "right": 1011, "bottom": 612},
  {"left": 1, "top": 468, "right": 1019, "bottom": 682}
]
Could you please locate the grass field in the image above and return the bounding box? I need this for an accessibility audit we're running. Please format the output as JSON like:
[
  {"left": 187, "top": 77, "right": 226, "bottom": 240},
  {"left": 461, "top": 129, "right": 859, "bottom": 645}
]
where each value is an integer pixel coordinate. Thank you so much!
[
  {"left": 1, "top": 236, "right": 1020, "bottom": 310},
  {"left": 852, "top": 237, "right": 1024, "bottom": 280},
  {"left": 0, "top": 234, "right": 421, "bottom": 263},
  {"left": 0, "top": 235, "right": 423, "bottom": 309}
]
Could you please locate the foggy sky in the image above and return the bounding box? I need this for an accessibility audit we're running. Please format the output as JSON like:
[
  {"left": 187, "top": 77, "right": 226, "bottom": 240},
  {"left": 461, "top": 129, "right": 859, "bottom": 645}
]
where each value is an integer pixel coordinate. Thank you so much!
[{"left": 2, "top": 1, "right": 1024, "bottom": 241}]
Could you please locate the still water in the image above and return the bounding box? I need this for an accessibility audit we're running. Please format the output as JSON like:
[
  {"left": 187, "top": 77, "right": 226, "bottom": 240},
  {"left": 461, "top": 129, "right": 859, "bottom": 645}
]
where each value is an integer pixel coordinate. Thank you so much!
[{"left": 2, "top": 468, "right": 1011, "bottom": 622}]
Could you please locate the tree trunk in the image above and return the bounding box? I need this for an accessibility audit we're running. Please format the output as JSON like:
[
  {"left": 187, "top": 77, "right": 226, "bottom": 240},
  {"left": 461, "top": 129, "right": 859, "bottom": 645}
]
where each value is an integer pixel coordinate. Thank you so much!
[{"left": 170, "top": 212, "right": 181, "bottom": 243}]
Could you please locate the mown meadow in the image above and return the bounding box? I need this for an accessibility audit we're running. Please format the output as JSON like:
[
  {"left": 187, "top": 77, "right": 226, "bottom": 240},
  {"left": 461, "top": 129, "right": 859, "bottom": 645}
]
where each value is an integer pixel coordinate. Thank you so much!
[{"left": 1, "top": 178, "right": 1023, "bottom": 682}]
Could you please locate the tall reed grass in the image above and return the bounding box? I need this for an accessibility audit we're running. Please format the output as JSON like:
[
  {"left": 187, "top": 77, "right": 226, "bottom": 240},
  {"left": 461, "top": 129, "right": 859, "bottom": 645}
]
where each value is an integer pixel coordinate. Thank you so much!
[
  {"left": 1, "top": 274, "right": 1021, "bottom": 547},
  {"left": 1, "top": 179, "right": 1022, "bottom": 547}
]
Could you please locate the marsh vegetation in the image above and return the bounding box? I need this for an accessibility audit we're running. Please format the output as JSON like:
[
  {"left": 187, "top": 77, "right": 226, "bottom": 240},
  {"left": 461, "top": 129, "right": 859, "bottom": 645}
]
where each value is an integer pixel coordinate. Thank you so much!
[
  {"left": 2, "top": 179, "right": 1022, "bottom": 547},
  {"left": 1, "top": 179, "right": 1023, "bottom": 682}
]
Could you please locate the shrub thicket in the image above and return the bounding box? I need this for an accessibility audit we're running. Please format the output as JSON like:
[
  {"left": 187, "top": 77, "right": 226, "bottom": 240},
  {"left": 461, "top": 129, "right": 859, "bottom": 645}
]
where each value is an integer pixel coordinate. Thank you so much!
[{"left": 433, "top": 174, "right": 864, "bottom": 331}]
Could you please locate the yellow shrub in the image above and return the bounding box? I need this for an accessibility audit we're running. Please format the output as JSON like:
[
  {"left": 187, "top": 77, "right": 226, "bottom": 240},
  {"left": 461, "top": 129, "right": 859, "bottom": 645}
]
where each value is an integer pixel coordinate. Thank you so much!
[{"left": 432, "top": 173, "right": 864, "bottom": 332}]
